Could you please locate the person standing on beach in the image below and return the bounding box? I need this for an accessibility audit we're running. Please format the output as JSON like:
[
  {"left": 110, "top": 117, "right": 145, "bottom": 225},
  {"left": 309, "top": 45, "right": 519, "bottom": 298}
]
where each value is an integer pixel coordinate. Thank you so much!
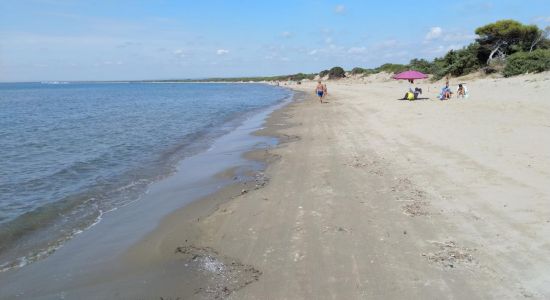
[{"left": 315, "top": 81, "right": 327, "bottom": 103}]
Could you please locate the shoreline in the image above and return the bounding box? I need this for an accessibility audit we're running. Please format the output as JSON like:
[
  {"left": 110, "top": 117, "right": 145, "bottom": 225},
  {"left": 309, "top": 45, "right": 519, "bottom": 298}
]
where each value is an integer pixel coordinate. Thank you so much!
[
  {"left": 117, "top": 92, "right": 306, "bottom": 297},
  {"left": 2, "top": 72, "right": 549, "bottom": 298},
  {"left": 0, "top": 88, "right": 299, "bottom": 299},
  {"left": 0, "top": 83, "right": 291, "bottom": 274}
]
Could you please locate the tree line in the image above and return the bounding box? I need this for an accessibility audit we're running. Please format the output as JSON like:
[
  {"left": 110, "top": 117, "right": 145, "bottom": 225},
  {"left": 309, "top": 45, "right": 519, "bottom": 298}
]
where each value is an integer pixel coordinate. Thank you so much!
[{"left": 340, "top": 19, "right": 550, "bottom": 79}]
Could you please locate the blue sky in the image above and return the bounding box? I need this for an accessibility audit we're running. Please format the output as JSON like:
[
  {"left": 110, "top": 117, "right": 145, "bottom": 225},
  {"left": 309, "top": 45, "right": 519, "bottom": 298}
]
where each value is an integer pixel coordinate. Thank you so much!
[{"left": 1, "top": 0, "right": 549, "bottom": 81}]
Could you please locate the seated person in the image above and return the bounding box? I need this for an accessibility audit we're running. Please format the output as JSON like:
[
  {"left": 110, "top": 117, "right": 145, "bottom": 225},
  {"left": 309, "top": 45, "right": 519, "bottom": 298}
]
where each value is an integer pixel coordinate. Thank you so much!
[
  {"left": 439, "top": 84, "right": 452, "bottom": 100},
  {"left": 403, "top": 87, "right": 423, "bottom": 100},
  {"left": 456, "top": 84, "right": 467, "bottom": 98},
  {"left": 414, "top": 87, "right": 422, "bottom": 99}
]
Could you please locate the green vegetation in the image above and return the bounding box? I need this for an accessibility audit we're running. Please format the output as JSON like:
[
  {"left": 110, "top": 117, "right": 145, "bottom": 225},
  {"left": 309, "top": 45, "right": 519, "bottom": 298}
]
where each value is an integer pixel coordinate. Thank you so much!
[
  {"left": 431, "top": 43, "right": 484, "bottom": 79},
  {"left": 408, "top": 59, "right": 435, "bottom": 74},
  {"left": 503, "top": 49, "right": 550, "bottom": 77},
  {"left": 475, "top": 20, "right": 541, "bottom": 63},
  {"left": 374, "top": 63, "right": 409, "bottom": 74},
  {"left": 287, "top": 73, "right": 315, "bottom": 81},
  {"left": 328, "top": 66, "right": 345, "bottom": 79},
  {"left": 350, "top": 67, "right": 370, "bottom": 75}
]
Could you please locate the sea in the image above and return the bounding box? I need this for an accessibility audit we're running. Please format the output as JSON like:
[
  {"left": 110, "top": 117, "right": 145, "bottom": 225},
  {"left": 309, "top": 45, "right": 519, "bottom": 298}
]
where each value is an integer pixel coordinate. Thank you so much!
[{"left": 0, "top": 82, "right": 291, "bottom": 271}]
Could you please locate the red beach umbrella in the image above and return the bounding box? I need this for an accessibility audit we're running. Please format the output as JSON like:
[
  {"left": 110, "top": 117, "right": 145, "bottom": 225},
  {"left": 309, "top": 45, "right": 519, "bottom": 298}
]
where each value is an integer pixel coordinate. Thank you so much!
[{"left": 393, "top": 70, "right": 428, "bottom": 83}]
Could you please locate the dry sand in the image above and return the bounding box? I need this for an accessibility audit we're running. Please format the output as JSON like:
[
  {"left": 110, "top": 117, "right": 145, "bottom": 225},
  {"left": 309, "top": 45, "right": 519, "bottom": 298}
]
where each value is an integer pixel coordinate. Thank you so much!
[{"left": 122, "top": 72, "right": 550, "bottom": 299}]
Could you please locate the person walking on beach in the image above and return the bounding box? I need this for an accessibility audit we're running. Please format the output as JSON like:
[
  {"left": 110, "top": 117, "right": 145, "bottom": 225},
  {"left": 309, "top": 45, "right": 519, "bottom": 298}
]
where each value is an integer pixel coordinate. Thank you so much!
[{"left": 315, "top": 81, "right": 327, "bottom": 103}]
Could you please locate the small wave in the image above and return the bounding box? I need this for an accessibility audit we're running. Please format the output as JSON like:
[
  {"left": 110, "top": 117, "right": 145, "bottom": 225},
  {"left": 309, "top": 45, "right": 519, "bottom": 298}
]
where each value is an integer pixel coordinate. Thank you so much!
[
  {"left": 40, "top": 81, "right": 69, "bottom": 85},
  {"left": 0, "top": 176, "right": 152, "bottom": 273},
  {"left": 0, "top": 83, "right": 293, "bottom": 273},
  {"left": 0, "top": 201, "right": 118, "bottom": 273}
]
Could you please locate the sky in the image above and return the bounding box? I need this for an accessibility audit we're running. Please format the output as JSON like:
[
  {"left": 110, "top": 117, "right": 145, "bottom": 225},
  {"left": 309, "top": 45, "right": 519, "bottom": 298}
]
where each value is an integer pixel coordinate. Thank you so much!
[{"left": 1, "top": 0, "right": 549, "bottom": 82}]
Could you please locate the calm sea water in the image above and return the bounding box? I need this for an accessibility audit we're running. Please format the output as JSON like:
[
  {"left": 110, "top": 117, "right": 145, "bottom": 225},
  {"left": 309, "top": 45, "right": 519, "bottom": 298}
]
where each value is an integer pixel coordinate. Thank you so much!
[{"left": 0, "top": 82, "right": 291, "bottom": 270}]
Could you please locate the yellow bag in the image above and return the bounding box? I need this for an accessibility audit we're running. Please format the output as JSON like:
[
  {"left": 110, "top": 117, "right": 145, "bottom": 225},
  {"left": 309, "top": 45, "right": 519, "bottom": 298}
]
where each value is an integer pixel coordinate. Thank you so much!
[{"left": 406, "top": 92, "right": 415, "bottom": 100}]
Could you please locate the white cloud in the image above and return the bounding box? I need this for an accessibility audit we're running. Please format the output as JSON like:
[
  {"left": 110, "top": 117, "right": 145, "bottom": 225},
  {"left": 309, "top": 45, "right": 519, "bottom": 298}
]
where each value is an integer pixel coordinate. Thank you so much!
[
  {"left": 534, "top": 16, "right": 550, "bottom": 23},
  {"left": 262, "top": 44, "right": 293, "bottom": 62},
  {"left": 424, "top": 44, "right": 464, "bottom": 55},
  {"left": 348, "top": 47, "right": 367, "bottom": 54},
  {"left": 422, "top": 28, "right": 475, "bottom": 48},
  {"left": 443, "top": 33, "right": 477, "bottom": 42},
  {"left": 424, "top": 45, "right": 446, "bottom": 55},
  {"left": 216, "top": 49, "right": 229, "bottom": 55},
  {"left": 425, "top": 27, "right": 443, "bottom": 40},
  {"left": 383, "top": 50, "right": 409, "bottom": 59},
  {"left": 172, "top": 49, "right": 185, "bottom": 58},
  {"left": 308, "top": 49, "right": 318, "bottom": 55},
  {"left": 334, "top": 5, "right": 346, "bottom": 14},
  {"left": 102, "top": 60, "right": 123, "bottom": 65},
  {"left": 281, "top": 31, "right": 292, "bottom": 38},
  {"left": 117, "top": 41, "right": 141, "bottom": 48},
  {"left": 373, "top": 39, "right": 399, "bottom": 50}
]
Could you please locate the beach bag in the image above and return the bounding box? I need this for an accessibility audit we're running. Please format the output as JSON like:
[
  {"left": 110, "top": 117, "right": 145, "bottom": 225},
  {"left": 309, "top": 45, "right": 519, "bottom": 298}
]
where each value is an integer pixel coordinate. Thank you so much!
[{"left": 406, "top": 92, "right": 414, "bottom": 100}]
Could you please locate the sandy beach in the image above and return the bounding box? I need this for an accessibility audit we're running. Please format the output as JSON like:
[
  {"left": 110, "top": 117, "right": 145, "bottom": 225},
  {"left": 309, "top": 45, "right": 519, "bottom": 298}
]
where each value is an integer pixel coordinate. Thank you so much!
[
  {"left": 2, "top": 73, "right": 549, "bottom": 299},
  {"left": 4, "top": 2, "right": 550, "bottom": 299},
  {"left": 95, "top": 72, "right": 550, "bottom": 298}
]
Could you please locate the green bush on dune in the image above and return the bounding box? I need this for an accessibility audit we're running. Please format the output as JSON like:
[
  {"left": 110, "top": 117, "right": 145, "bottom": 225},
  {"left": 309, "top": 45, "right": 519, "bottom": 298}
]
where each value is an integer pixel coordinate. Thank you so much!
[
  {"left": 288, "top": 73, "right": 315, "bottom": 81},
  {"left": 408, "top": 59, "right": 435, "bottom": 74},
  {"left": 328, "top": 67, "right": 346, "bottom": 79},
  {"left": 319, "top": 70, "right": 330, "bottom": 78},
  {"left": 375, "top": 63, "right": 409, "bottom": 74},
  {"left": 350, "top": 67, "right": 365, "bottom": 75},
  {"left": 350, "top": 67, "right": 375, "bottom": 75},
  {"left": 431, "top": 43, "right": 485, "bottom": 80},
  {"left": 503, "top": 49, "right": 550, "bottom": 77}
]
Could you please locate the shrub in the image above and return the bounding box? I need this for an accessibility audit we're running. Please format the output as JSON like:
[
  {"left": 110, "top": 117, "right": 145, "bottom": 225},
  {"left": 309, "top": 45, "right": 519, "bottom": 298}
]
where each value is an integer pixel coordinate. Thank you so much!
[
  {"left": 289, "top": 73, "right": 315, "bottom": 81},
  {"left": 375, "top": 63, "right": 409, "bottom": 74},
  {"left": 328, "top": 66, "right": 345, "bottom": 79},
  {"left": 350, "top": 67, "right": 376, "bottom": 75},
  {"left": 408, "top": 59, "right": 434, "bottom": 74},
  {"left": 539, "top": 38, "right": 550, "bottom": 50},
  {"left": 503, "top": 49, "right": 550, "bottom": 77},
  {"left": 432, "top": 43, "right": 484, "bottom": 80},
  {"left": 319, "top": 70, "right": 329, "bottom": 78},
  {"left": 351, "top": 67, "right": 367, "bottom": 75},
  {"left": 481, "top": 66, "right": 499, "bottom": 74}
]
